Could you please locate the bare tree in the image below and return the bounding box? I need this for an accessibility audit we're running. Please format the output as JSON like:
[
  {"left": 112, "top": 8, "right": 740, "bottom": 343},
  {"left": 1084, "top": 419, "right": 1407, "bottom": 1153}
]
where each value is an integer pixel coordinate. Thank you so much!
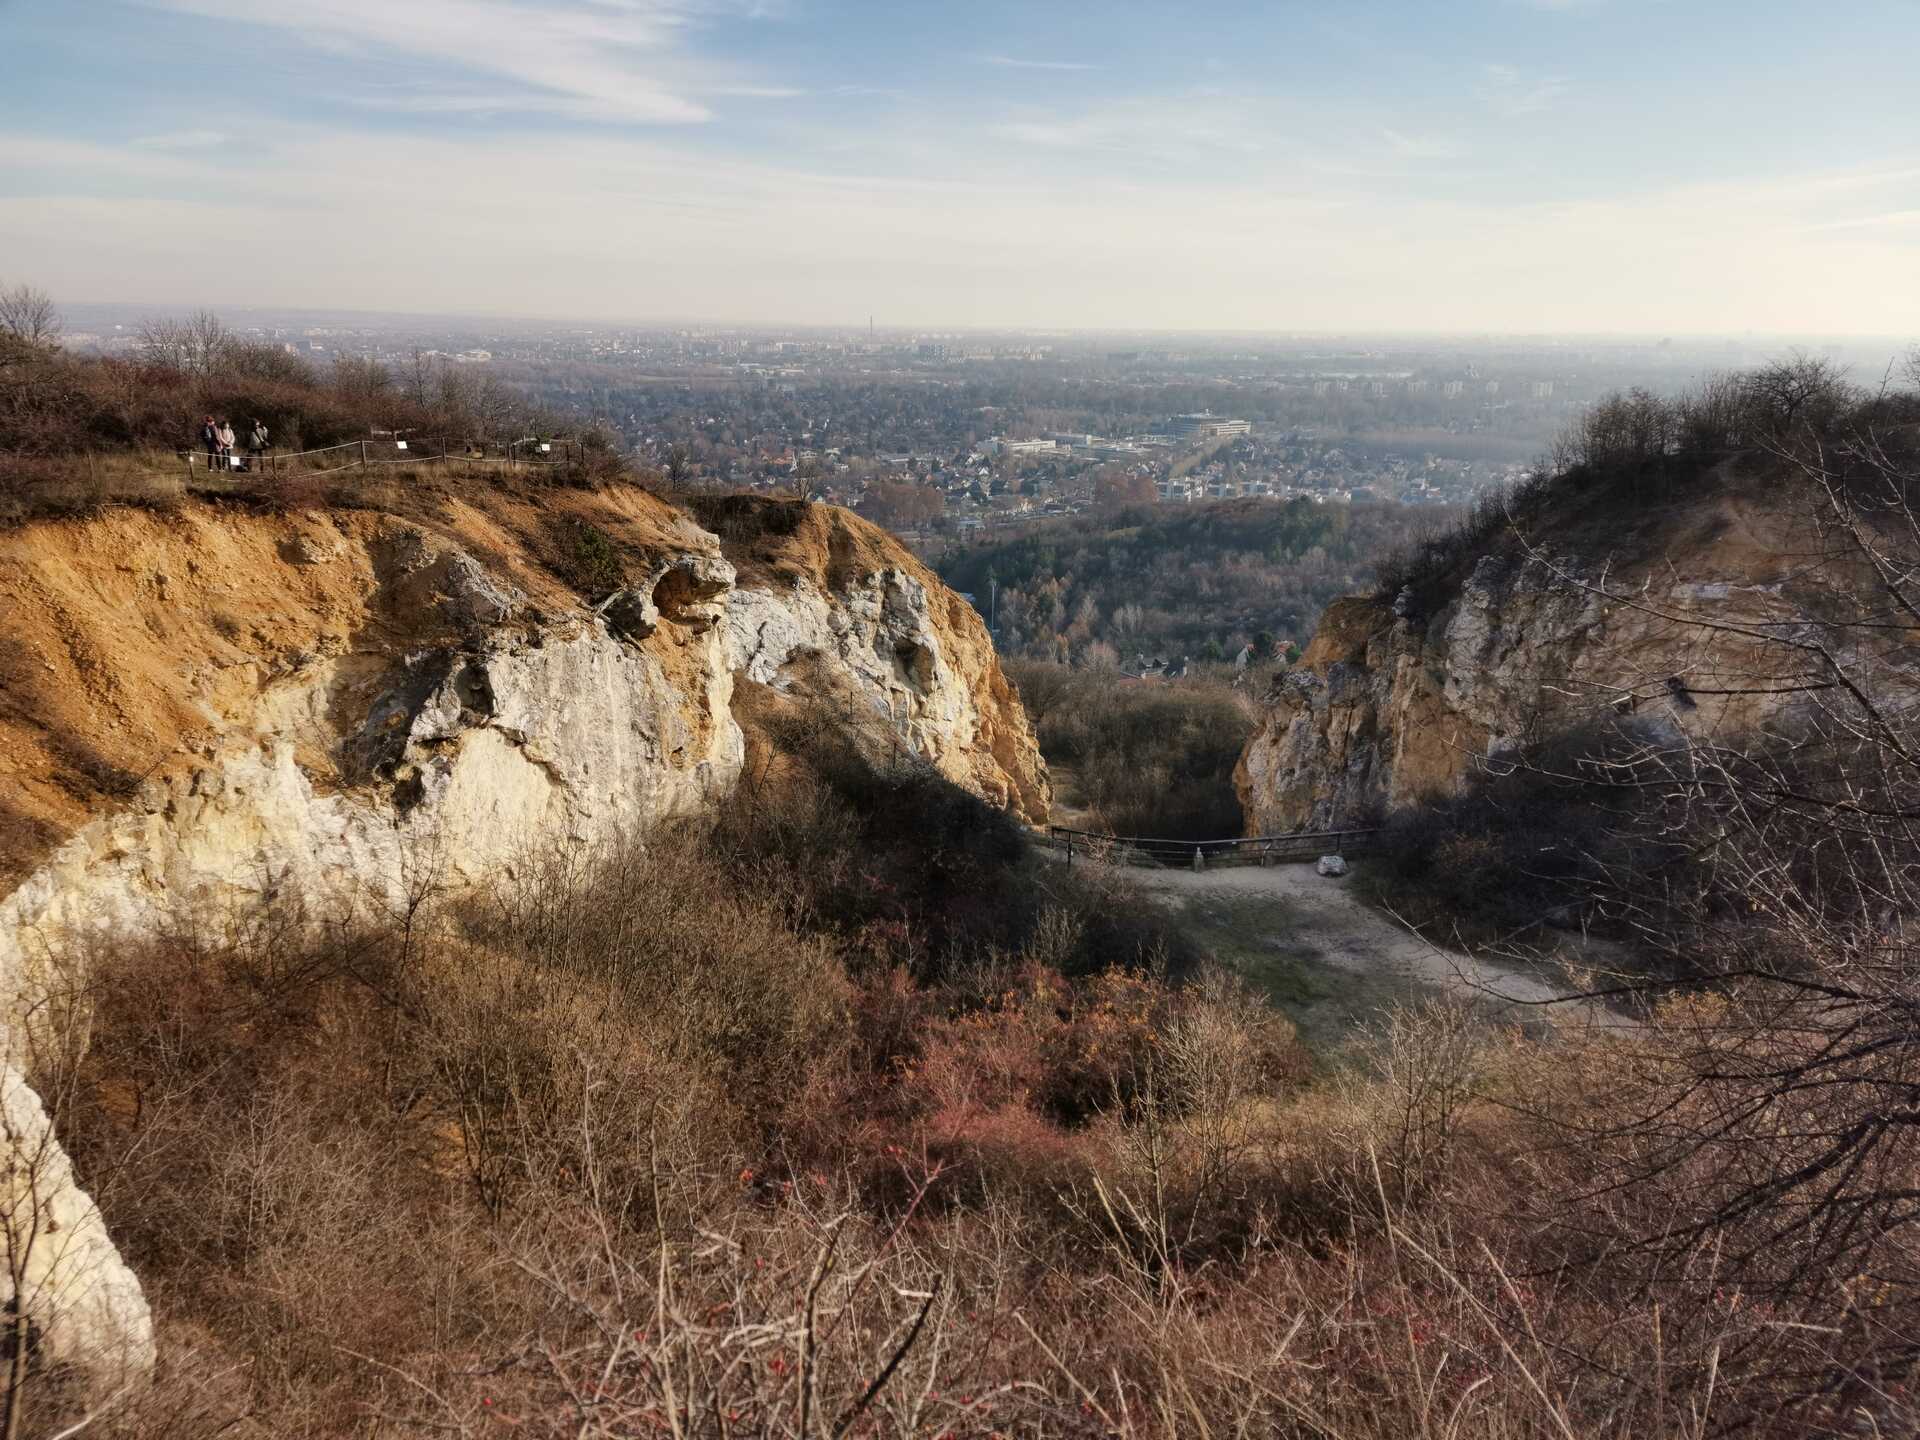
[
  {"left": 224, "top": 339, "right": 311, "bottom": 385},
  {"left": 1470, "top": 399, "right": 1920, "bottom": 1423},
  {"left": 1742, "top": 350, "right": 1855, "bottom": 436},
  {"left": 664, "top": 444, "right": 692, "bottom": 490},
  {"left": 790, "top": 456, "right": 827, "bottom": 502},
  {"left": 404, "top": 347, "right": 440, "bottom": 409},
  {"left": 332, "top": 353, "right": 392, "bottom": 402},
  {"left": 136, "top": 309, "right": 231, "bottom": 377},
  {"left": 0, "top": 285, "right": 61, "bottom": 349}
]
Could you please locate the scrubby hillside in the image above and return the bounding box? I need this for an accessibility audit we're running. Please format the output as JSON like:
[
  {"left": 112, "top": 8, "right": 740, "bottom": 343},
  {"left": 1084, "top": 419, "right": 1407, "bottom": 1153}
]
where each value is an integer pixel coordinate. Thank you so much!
[
  {"left": 1008, "top": 658, "right": 1256, "bottom": 839},
  {"left": 1237, "top": 363, "right": 1920, "bottom": 838}
]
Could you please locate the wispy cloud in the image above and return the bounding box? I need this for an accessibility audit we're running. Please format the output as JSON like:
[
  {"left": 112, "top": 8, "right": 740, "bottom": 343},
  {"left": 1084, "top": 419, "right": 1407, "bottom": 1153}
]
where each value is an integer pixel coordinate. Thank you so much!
[
  {"left": 1477, "top": 62, "right": 1568, "bottom": 117},
  {"left": 8, "top": 121, "right": 1920, "bottom": 333},
  {"left": 1802, "top": 210, "right": 1920, "bottom": 233},
  {"left": 985, "top": 96, "right": 1278, "bottom": 163},
  {"left": 133, "top": 129, "right": 231, "bottom": 150},
  {"left": 1380, "top": 127, "right": 1464, "bottom": 160},
  {"left": 979, "top": 55, "right": 1099, "bottom": 72},
  {"left": 135, "top": 0, "right": 778, "bottom": 123},
  {"left": 3, "top": 134, "right": 221, "bottom": 182}
]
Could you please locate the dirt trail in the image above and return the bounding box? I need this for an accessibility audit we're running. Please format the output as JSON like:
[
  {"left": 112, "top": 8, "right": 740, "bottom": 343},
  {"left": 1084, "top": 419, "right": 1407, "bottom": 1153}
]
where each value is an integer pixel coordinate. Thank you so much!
[{"left": 1047, "top": 851, "right": 1627, "bottom": 1048}]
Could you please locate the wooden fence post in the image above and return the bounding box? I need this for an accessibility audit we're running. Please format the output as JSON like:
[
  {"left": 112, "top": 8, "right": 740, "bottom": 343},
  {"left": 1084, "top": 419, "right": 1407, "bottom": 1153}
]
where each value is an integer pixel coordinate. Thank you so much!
[{"left": 359, "top": 439, "right": 368, "bottom": 468}]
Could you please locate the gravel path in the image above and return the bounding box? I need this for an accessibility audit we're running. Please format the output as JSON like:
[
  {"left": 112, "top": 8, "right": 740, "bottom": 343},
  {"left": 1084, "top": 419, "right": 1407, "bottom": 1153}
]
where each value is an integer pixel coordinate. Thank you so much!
[{"left": 1046, "top": 850, "right": 1629, "bottom": 1033}]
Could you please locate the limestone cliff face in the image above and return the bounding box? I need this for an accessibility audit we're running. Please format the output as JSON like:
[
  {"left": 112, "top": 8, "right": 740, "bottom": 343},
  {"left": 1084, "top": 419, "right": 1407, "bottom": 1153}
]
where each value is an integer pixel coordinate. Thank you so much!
[
  {"left": 0, "top": 487, "right": 1047, "bottom": 1392},
  {"left": 697, "top": 498, "right": 1050, "bottom": 824},
  {"left": 1236, "top": 486, "right": 1839, "bottom": 835}
]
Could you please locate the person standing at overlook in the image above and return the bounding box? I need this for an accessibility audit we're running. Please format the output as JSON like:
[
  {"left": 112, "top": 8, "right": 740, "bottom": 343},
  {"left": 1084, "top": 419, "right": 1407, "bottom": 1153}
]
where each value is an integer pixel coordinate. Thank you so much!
[
  {"left": 247, "top": 418, "right": 270, "bottom": 464},
  {"left": 199, "top": 414, "right": 219, "bottom": 471},
  {"left": 217, "top": 418, "right": 237, "bottom": 469}
]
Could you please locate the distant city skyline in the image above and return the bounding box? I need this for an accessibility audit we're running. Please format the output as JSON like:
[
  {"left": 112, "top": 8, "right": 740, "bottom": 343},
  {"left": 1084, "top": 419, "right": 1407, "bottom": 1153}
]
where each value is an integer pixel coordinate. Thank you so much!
[{"left": 4, "top": 0, "right": 1918, "bottom": 335}]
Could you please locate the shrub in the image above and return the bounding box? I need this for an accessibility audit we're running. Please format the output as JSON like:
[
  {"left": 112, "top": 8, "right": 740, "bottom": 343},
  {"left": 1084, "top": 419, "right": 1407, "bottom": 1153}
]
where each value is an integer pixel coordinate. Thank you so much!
[
  {"left": 1357, "top": 717, "right": 1696, "bottom": 954},
  {"left": 559, "top": 518, "right": 626, "bottom": 595},
  {"left": 1010, "top": 659, "right": 1253, "bottom": 840},
  {"left": 723, "top": 693, "right": 1194, "bottom": 978},
  {"left": 1370, "top": 358, "right": 1920, "bottom": 623}
]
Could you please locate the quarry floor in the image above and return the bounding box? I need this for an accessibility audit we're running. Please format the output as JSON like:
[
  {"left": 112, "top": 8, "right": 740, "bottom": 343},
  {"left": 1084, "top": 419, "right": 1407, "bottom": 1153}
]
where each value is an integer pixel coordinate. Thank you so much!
[{"left": 1043, "top": 850, "right": 1626, "bottom": 1057}]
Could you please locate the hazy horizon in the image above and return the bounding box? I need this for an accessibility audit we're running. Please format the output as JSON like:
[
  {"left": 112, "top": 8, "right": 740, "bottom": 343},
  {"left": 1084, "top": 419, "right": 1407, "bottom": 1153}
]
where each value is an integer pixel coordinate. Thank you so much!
[
  {"left": 5, "top": 0, "right": 1919, "bottom": 335},
  {"left": 45, "top": 303, "right": 1920, "bottom": 348}
]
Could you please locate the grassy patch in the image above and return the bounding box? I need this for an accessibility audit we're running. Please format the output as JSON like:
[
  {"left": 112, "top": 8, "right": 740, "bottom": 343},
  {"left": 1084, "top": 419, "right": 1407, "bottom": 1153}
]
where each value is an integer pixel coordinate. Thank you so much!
[{"left": 1167, "top": 891, "right": 1431, "bottom": 1060}]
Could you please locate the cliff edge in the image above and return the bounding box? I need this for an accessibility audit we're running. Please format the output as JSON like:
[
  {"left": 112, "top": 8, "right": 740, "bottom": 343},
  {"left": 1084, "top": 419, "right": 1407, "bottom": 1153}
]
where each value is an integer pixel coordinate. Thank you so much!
[{"left": 0, "top": 483, "right": 1047, "bottom": 1391}]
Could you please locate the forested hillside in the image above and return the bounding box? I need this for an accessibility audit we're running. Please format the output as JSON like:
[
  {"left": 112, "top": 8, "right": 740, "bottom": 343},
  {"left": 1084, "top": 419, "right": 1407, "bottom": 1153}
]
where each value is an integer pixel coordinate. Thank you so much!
[{"left": 934, "top": 497, "right": 1454, "bottom": 664}]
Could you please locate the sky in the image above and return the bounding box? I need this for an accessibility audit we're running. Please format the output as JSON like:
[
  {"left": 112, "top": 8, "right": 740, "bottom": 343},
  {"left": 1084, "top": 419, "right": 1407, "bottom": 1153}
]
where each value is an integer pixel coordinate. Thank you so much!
[{"left": 2, "top": 0, "right": 1918, "bottom": 334}]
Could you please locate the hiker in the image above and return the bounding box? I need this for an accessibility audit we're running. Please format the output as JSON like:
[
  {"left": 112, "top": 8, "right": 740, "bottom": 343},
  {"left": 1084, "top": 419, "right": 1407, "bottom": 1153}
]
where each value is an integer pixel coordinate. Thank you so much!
[
  {"left": 247, "top": 419, "right": 270, "bottom": 462},
  {"left": 218, "top": 419, "right": 237, "bottom": 470},
  {"left": 200, "top": 414, "right": 220, "bottom": 471}
]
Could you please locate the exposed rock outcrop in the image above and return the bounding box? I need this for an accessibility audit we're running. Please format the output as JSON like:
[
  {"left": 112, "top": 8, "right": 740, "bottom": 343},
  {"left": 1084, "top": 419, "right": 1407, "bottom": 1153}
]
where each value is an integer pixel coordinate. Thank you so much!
[
  {"left": 1236, "top": 484, "right": 1849, "bottom": 834},
  {"left": 699, "top": 498, "right": 1050, "bottom": 823},
  {"left": 0, "top": 1065, "right": 156, "bottom": 1395},
  {"left": 0, "top": 487, "right": 1047, "bottom": 1395}
]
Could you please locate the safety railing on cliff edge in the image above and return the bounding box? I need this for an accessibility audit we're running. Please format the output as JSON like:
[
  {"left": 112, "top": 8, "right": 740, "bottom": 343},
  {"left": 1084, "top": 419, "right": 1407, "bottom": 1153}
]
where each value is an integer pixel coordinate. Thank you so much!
[
  {"left": 176, "top": 436, "right": 588, "bottom": 482},
  {"left": 1046, "top": 824, "right": 1378, "bottom": 870}
]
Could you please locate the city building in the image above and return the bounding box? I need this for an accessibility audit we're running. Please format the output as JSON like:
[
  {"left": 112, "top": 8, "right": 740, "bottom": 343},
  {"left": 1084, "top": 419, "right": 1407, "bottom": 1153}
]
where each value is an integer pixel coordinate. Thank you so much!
[{"left": 1166, "top": 412, "right": 1251, "bottom": 442}]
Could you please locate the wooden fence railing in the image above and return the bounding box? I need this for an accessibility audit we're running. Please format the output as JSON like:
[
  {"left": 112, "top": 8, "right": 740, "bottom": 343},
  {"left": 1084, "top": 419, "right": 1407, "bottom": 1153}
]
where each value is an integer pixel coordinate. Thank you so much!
[
  {"left": 1046, "top": 824, "right": 1379, "bottom": 870},
  {"left": 177, "top": 437, "right": 584, "bottom": 480}
]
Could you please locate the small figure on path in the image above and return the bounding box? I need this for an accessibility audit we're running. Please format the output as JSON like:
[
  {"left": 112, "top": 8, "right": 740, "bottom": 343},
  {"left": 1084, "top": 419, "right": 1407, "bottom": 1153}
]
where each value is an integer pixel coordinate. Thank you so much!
[
  {"left": 247, "top": 418, "right": 270, "bottom": 462},
  {"left": 218, "top": 419, "right": 237, "bottom": 470},
  {"left": 200, "top": 414, "right": 220, "bottom": 471}
]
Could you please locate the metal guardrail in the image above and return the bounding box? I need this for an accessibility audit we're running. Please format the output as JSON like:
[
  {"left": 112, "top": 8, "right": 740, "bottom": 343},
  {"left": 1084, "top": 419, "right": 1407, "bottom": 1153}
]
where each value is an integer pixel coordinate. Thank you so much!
[{"left": 1047, "top": 824, "right": 1378, "bottom": 870}]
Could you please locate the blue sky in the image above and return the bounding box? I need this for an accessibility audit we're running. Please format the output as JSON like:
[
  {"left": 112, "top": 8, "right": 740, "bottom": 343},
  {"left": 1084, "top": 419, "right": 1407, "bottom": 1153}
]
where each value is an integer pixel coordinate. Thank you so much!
[{"left": 3, "top": 0, "right": 1917, "bottom": 331}]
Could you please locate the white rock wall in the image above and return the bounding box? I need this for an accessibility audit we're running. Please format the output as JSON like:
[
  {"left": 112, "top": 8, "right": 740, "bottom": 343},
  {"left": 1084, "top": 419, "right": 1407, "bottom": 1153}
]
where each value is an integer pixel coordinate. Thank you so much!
[
  {"left": 0, "top": 1065, "right": 156, "bottom": 1397},
  {"left": 725, "top": 571, "right": 978, "bottom": 774}
]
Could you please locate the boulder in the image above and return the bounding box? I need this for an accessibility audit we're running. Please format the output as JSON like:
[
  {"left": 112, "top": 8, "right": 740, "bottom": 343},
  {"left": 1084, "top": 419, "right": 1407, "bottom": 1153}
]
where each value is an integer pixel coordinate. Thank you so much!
[
  {"left": 441, "top": 551, "right": 524, "bottom": 627},
  {"left": 1316, "top": 854, "right": 1349, "bottom": 878}
]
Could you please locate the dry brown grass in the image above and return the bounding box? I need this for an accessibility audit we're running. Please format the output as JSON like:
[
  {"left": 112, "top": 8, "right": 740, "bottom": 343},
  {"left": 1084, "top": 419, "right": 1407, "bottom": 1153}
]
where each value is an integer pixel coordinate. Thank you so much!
[
  {"left": 30, "top": 887, "right": 1900, "bottom": 1435},
  {"left": 12, "top": 714, "right": 1910, "bottom": 1438}
]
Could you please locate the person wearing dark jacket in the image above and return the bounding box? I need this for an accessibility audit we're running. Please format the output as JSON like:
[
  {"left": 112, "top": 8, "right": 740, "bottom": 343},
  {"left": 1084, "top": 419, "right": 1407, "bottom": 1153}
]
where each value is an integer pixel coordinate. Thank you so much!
[
  {"left": 247, "top": 420, "right": 270, "bottom": 460},
  {"left": 200, "top": 415, "right": 220, "bottom": 470}
]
